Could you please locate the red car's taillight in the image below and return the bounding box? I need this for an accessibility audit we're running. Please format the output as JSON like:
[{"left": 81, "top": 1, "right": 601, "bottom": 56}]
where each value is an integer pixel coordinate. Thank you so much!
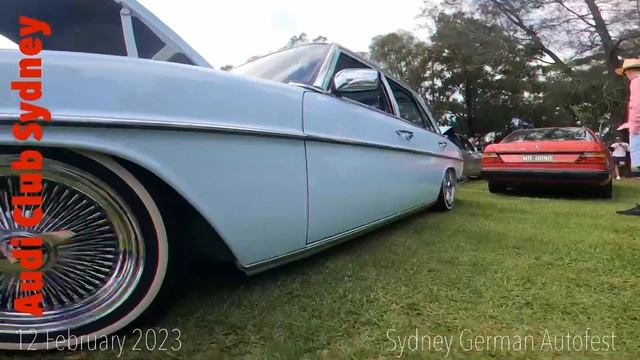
[
  {"left": 576, "top": 152, "right": 608, "bottom": 165},
  {"left": 482, "top": 152, "right": 503, "bottom": 164}
]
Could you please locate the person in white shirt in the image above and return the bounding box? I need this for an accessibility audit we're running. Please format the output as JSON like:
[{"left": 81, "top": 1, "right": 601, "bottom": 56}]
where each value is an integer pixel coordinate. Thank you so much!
[{"left": 611, "top": 136, "right": 630, "bottom": 180}]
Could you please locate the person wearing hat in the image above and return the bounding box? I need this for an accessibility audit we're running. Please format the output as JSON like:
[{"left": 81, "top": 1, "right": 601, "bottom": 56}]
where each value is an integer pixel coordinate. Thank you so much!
[
  {"left": 615, "top": 59, "right": 640, "bottom": 216},
  {"left": 615, "top": 59, "right": 640, "bottom": 135}
]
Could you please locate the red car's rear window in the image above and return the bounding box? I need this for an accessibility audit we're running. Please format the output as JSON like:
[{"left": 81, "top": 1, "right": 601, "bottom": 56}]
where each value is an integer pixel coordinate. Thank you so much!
[{"left": 502, "top": 128, "right": 594, "bottom": 142}]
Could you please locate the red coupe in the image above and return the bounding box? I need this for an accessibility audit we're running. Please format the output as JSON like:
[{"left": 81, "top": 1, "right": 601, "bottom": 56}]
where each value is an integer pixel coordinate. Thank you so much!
[{"left": 482, "top": 127, "right": 613, "bottom": 198}]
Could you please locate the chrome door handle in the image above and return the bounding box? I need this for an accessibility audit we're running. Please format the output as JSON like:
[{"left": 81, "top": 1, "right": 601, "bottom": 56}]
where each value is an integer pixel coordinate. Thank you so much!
[
  {"left": 396, "top": 130, "right": 414, "bottom": 141},
  {"left": 439, "top": 142, "right": 448, "bottom": 148}
]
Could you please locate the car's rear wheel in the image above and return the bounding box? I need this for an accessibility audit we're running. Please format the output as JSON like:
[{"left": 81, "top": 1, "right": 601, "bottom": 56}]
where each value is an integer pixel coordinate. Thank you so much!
[
  {"left": 434, "top": 169, "right": 456, "bottom": 211},
  {"left": 598, "top": 180, "right": 613, "bottom": 199},
  {"left": 488, "top": 181, "right": 507, "bottom": 194},
  {"left": 0, "top": 150, "right": 167, "bottom": 350}
]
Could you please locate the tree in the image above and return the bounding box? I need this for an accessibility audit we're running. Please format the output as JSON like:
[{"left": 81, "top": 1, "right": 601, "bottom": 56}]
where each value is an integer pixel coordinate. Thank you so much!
[
  {"left": 470, "top": 0, "right": 639, "bottom": 125},
  {"left": 370, "top": 2, "right": 640, "bottom": 133},
  {"left": 371, "top": 14, "right": 540, "bottom": 134},
  {"left": 474, "top": 0, "right": 572, "bottom": 74},
  {"left": 369, "top": 31, "right": 430, "bottom": 91},
  {"left": 433, "top": 14, "right": 542, "bottom": 133},
  {"left": 312, "top": 35, "right": 328, "bottom": 43},
  {"left": 283, "top": 33, "right": 328, "bottom": 49},
  {"left": 286, "top": 32, "right": 308, "bottom": 48}
]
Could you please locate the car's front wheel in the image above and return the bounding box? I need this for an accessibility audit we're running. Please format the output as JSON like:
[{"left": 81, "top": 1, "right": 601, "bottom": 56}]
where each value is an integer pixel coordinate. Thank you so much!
[{"left": 0, "top": 150, "right": 168, "bottom": 350}]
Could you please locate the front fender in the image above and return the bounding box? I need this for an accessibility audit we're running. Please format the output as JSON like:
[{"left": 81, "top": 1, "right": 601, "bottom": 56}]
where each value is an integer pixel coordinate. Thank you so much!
[{"left": 0, "top": 126, "right": 309, "bottom": 268}]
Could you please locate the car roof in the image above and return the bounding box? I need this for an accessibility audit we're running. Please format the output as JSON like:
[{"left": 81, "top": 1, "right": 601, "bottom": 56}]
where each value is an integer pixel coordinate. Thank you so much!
[
  {"left": 501, "top": 127, "right": 596, "bottom": 143},
  {"left": 0, "top": 0, "right": 211, "bottom": 67},
  {"left": 238, "top": 42, "right": 418, "bottom": 94}
]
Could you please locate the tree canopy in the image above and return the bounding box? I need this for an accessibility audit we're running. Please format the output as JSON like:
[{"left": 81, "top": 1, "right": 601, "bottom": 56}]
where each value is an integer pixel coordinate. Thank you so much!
[{"left": 369, "top": 0, "right": 640, "bottom": 136}]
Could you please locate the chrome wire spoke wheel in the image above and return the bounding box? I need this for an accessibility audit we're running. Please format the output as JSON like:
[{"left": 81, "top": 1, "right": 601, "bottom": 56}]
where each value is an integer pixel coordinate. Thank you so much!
[
  {"left": 444, "top": 170, "right": 456, "bottom": 208},
  {"left": 0, "top": 155, "right": 145, "bottom": 334},
  {"left": 435, "top": 168, "right": 456, "bottom": 211}
]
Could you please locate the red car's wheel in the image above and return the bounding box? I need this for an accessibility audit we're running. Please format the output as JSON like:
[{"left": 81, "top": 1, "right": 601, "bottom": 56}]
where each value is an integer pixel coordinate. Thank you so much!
[
  {"left": 598, "top": 180, "right": 613, "bottom": 199},
  {"left": 488, "top": 182, "right": 507, "bottom": 194}
]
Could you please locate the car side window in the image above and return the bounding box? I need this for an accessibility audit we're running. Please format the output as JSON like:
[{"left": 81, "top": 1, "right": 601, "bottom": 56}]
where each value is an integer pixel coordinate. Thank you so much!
[
  {"left": 330, "top": 53, "right": 392, "bottom": 114},
  {"left": 446, "top": 133, "right": 461, "bottom": 148},
  {"left": 132, "top": 16, "right": 195, "bottom": 65},
  {"left": 458, "top": 135, "right": 476, "bottom": 152},
  {"left": 386, "top": 79, "right": 426, "bottom": 128},
  {"left": 413, "top": 95, "right": 439, "bottom": 133}
]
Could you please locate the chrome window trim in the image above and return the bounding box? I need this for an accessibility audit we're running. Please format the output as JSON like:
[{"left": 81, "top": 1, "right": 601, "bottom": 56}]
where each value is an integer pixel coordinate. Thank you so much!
[
  {"left": 315, "top": 46, "right": 437, "bottom": 132},
  {"left": 291, "top": 83, "right": 437, "bottom": 133},
  {"left": 318, "top": 49, "right": 398, "bottom": 118},
  {"left": 288, "top": 82, "right": 331, "bottom": 95},
  {"left": 258, "top": 43, "right": 438, "bottom": 133},
  {"left": 240, "top": 199, "right": 436, "bottom": 275},
  {"left": 152, "top": 44, "right": 179, "bottom": 62},
  {"left": 114, "top": 0, "right": 211, "bottom": 67},
  {"left": 380, "top": 73, "right": 401, "bottom": 117},
  {"left": 325, "top": 45, "right": 445, "bottom": 135},
  {"left": 313, "top": 44, "right": 340, "bottom": 90},
  {"left": 384, "top": 76, "right": 432, "bottom": 130},
  {"left": 119, "top": 6, "right": 139, "bottom": 58},
  {"left": 0, "top": 114, "right": 462, "bottom": 162},
  {"left": 332, "top": 94, "right": 395, "bottom": 119},
  {"left": 414, "top": 94, "right": 441, "bottom": 135}
]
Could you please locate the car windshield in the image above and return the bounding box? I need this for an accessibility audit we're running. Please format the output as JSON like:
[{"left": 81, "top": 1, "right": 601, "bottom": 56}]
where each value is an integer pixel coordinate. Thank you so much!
[
  {"left": 502, "top": 128, "right": 592, "bottom": 142},
  {"left": 232, "top": 44, "right": 330, "bottom": 85}
]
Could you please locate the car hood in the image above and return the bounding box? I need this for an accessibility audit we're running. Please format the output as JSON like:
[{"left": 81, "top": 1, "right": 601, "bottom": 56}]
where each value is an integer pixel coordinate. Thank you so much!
[
  {"left": 0, "top": 0, "right": 210, "bottom": 67},
  {"left": 0, "top": 50, "right": 305, "bottom": 135}
]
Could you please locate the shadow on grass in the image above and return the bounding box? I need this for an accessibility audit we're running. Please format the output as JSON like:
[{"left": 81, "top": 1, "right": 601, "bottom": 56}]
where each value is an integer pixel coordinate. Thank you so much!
[
  {"left": 495, "top": 184, "right": 610, "bottom": 200},
  {"left": 0, "top": 206, "right": 445, "bottom": 359},
  {"left": 173, "top": 206, "right": 441, "bottom": 303}
]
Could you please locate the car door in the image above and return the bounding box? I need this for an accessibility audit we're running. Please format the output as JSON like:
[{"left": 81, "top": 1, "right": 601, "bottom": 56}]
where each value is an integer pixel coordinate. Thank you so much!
[
  {"left": 457, "top": 135, "right": 483, "bottom": 177},
  {"left": 383, "top": 77, "right": 455, "bottom": 199},
  {"left": 303, "top": 52, "right": 433, "bottom": 244}
]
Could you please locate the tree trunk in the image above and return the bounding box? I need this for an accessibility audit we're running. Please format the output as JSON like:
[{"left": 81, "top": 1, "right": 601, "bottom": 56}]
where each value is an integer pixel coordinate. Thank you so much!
[
  {"left": 583, "top": 0, "right": 626, "bottom": 124},
  {"left": 464, "top": 78, "right": 475, "bottom": 135},
  {"left": 583, "top": 0, "right": 618, "bottom": 76},
  {"left": 488, "top": 0, "right": 573, "bottom": 75}
]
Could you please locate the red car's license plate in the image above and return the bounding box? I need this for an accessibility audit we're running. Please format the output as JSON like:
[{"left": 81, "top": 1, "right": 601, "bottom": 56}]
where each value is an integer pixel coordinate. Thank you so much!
[{"left": 522, "top": 154, "right": 553, "bottom": 162}]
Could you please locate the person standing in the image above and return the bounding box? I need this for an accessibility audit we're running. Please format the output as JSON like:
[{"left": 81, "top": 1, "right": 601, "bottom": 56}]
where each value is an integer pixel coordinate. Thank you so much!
[
  {"left": 615, "top": 60, "right": 640, "bottom": 216},
  {"left": 615, "top": 59, "right": 640, "bottom": 173},
  {"left": 611, "top": 136, "right": 630, "bottom": 180}
]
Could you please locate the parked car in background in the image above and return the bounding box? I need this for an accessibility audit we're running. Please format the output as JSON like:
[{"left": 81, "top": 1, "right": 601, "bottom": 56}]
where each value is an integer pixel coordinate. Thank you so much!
[
  {"left": 0, "top": 0, "right": 462, "bottom": 349},
  {"left": 482, "top": 127, "right": 613, "bottom": 197},
  {"left": 441, "top": 127, "right": 483, "bottom": 178}
]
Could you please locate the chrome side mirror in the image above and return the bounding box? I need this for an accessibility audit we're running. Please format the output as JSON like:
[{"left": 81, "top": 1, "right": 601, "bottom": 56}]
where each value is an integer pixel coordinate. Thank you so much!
[{"left": 333, "top": 69, "right": 379, "bottom": 93}]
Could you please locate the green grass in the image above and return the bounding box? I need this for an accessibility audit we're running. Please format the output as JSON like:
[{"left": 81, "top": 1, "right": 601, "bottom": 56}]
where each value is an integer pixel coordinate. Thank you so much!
[{"left": 4, "top": 180, "right": 640, "bottom": 359}]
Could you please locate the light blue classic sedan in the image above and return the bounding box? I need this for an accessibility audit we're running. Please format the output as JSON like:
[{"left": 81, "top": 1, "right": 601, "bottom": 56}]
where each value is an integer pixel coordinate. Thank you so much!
[{"left": 0, "top": 0, "right": 462, "bottom": 349}]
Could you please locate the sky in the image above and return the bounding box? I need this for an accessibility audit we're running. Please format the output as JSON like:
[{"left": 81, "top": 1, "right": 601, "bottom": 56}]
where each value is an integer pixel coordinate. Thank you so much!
[{"left": 0, "top": 0, "right": 430, "bottom": 68}]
